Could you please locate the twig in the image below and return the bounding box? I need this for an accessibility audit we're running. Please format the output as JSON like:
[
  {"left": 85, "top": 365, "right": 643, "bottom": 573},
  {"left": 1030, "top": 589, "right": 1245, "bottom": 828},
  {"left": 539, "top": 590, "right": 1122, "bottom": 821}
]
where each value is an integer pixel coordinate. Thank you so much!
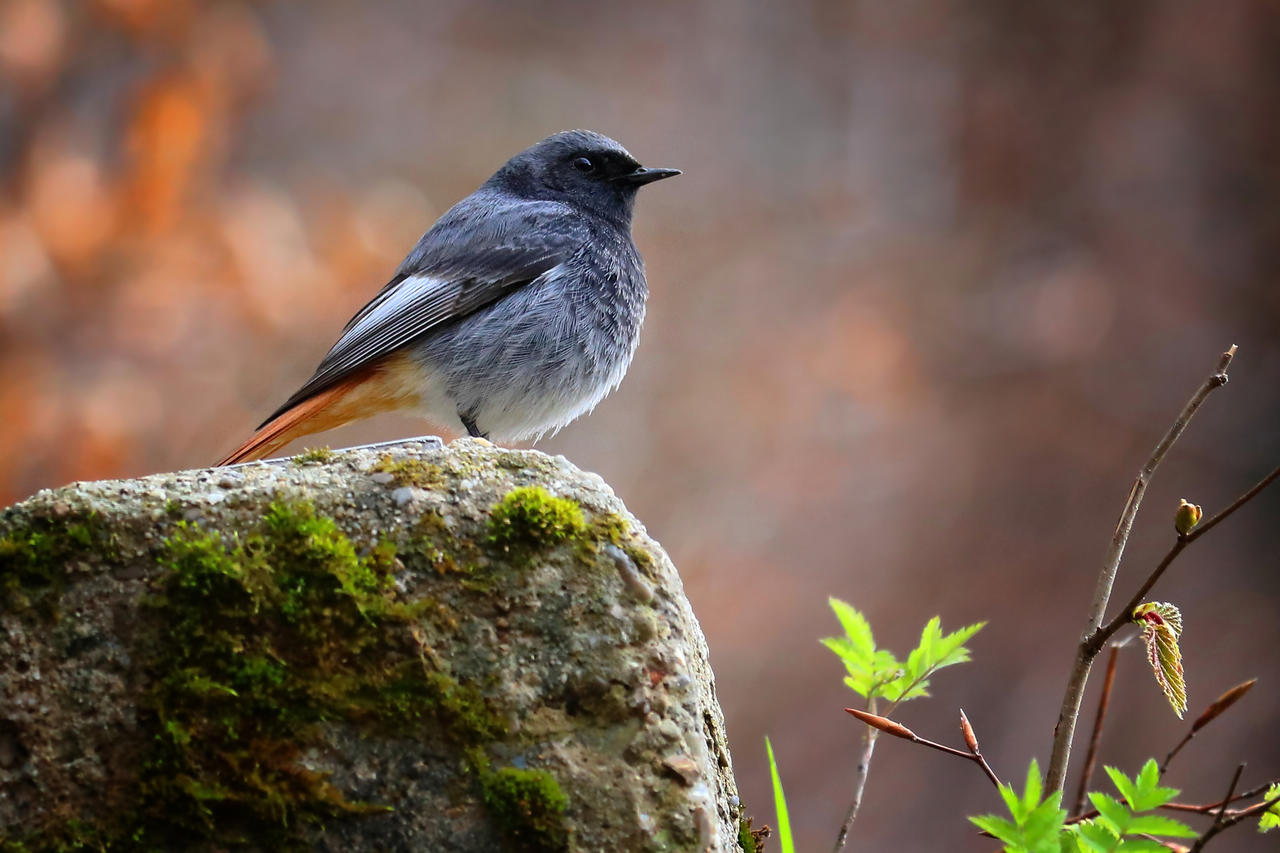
[
  {"left": 1187, "top": 790, "right": 1280, "bottom": 848},
  {"left": 1161, "top": 780, "right": 1279, "bottom": 814},
  {"left": 1068, "top": 779, "right": 1278, "bottom": 824},
  {"left": 833, "top": 660, "right": 962, "bottom": 851},
  {"left": 1073, "top": 644, "right": 1120, "bottom": 814},
  {"left": 845, "top": 708, "right": 1002, "bottom": 791},
  {"left": 959, "top": 709, "right": 1002, "bottom": 790},
  {"left": 833, "top": 697, "right": 880, "bottom": 852},
  {"left": 1161, "top": 679, "right": 1257, "bottom": 774},
  {"left": 1188, "top": 764, "right": 1244, "bottom": 853},
  {"left": 1046, "top": 345, "right": 1237, "bottom": 793},
  {"left": 1184, "top": 461, "right": 1280, "bottom": 541},
  {"left": 1091, "top": 463, "right": 1280, "bottom": 657}
]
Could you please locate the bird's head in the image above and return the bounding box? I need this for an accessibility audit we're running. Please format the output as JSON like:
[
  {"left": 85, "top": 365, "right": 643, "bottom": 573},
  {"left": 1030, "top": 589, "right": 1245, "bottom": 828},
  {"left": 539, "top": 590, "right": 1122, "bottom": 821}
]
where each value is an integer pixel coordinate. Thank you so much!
[{"left": 487, "top": 130, "right": 680, "bottom": 225}]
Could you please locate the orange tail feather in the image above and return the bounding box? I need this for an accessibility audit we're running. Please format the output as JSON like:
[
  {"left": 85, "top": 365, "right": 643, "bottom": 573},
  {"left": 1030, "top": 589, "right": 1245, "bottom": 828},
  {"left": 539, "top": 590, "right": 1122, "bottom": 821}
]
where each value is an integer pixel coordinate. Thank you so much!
[{"left": 215, "top": 355, "right": 420, "bottom": 466}]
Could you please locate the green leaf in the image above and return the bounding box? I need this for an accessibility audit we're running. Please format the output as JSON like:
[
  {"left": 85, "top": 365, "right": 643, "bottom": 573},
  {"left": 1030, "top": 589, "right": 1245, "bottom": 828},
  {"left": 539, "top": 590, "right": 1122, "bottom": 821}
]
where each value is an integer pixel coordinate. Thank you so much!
[
  {"left": 828, "top": 597, "right": 875, "bottom": 663},
  {"left": 823, "top": 600, "right": 910, "bottom": 700},
  {"left": 1260, "top": 783, "right": 1280, "bottom": 833},
  {"left": 1000, "top": 776, "right": 1024, "bottom": 822},
  {"left": 880, "top": 617, "right": 985, "bottom": 703},
  {"left": 765, "top": 737, "right": 794, "bottom": 853},
  {"left": 1072, "top": 819, "right": 1118, "bottom": 851},
  {"left": 1022, "top": 760, "right": 1044, "bottom": 815},
  {"left": 1125, "top": 814, "right": 1195, "bottom": 838},
  {"left": 1088, "top": 792, "right": 1130, "bottom": 834},
  {"left": 1104, "top": 761, "right": 1178, "bottom": 812},
  {"left": 971, "top": 814, "right": 1022, "bottom": 847},
  {"left": 1104, "top": 765, "right": 1139, "bottom": 809},
  {"left": 1132, "top": 602, "right": 1188, "bottom": 718},
  {"left": 972, "top": 760, "right": 1066, "bottom": 853}
]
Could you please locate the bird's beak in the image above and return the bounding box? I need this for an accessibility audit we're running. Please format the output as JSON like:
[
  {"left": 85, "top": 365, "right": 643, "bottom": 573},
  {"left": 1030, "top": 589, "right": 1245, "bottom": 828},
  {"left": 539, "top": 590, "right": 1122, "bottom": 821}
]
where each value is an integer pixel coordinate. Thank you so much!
[{"left": 614, "top": 166, "right": 682, "bottom": 186}]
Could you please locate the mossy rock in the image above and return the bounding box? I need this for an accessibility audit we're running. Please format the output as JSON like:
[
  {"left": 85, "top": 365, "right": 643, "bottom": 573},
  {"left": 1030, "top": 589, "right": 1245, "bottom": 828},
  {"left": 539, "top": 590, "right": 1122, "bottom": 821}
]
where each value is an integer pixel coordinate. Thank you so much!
[{"left": 0, "top": 439, "right": 741, "bottom": 852}]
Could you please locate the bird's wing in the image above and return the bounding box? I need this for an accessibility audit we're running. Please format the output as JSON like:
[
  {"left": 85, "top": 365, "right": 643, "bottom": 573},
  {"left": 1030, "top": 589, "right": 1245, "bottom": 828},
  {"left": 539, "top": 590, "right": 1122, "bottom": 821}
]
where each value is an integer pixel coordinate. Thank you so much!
[{"left": 259, "top": 198, "right": 584, "bottom": 427}]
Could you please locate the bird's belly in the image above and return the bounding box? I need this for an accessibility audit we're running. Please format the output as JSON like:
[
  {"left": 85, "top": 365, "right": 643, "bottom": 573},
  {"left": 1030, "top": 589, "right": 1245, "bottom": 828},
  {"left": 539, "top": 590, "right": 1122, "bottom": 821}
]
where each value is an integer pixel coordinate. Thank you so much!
[{"left": 407, "top": 284, "right": 641, "bottom": 440}]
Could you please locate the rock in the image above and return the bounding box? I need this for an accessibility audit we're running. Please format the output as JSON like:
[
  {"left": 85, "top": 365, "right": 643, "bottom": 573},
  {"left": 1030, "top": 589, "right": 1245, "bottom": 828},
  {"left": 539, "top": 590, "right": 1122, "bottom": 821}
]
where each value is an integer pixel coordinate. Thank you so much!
[{"left": 0, "top": 439, "right": 742, "bottom": 852}]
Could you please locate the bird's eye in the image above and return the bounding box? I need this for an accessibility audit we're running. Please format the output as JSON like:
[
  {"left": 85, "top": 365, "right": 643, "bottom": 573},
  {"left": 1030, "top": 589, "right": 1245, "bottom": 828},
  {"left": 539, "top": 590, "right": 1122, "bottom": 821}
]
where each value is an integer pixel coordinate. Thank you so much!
[{"left": 572, "top": 157, "right": 595, "bottom": 173}]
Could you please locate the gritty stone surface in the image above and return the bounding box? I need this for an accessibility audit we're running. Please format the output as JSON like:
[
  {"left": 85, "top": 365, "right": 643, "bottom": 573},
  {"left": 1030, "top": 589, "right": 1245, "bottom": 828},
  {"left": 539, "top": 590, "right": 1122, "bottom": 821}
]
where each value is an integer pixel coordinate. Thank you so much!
[{"left": 0, "top": 439, "right": 741, "bottom": 852}]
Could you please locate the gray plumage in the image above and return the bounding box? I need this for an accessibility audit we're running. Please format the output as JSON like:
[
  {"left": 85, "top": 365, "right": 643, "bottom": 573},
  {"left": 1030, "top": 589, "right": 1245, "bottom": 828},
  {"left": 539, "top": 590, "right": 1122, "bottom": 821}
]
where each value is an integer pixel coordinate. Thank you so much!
[{"left": 263, "top": 129, "right": 678, "bottom": 441}]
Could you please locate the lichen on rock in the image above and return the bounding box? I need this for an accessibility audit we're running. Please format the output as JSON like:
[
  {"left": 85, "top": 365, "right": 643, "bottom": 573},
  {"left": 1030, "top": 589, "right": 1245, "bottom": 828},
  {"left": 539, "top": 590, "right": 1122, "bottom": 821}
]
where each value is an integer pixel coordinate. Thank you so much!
[{"left": 0, "top": 439, "right": 741, "bottom": 852}]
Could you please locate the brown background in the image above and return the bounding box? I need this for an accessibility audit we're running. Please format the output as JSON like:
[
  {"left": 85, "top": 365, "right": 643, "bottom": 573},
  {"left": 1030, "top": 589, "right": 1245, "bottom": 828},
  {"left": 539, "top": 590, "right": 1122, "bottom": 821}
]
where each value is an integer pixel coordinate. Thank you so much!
[{"left": 2, "top": 1, "right": 1278, "bottom": 850}]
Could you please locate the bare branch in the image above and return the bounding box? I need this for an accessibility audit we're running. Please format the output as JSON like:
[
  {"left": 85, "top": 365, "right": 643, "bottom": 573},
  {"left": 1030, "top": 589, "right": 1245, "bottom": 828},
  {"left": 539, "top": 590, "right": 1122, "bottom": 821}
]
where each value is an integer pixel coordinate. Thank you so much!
[
  {"left": 959, "top": 709, "right": 1002, "bottom": 790},
  {"left": 1161, "top": 679, "right": 1257, "bottom": 774},
  {"left": 1189, "top": 764, "right": 1245, "bottom": 853},
  {"left": 1069, "top": 779, "right": 1279, "bottom": 825},
  {"left": 1073, "top": 644, "right": 1121, "bottom": 814},
  {"left": 1093, "top": 462, "right": 1280, "bottom": 650},
  {"left": 845, "top": 708, "right": 1002, "bottom": 791},
  {"left": 833, "top": 697, "right": 880, "bottom": 852},
  {"left": 1047, "top": 345, "right": 1239, "bottom": 793}
]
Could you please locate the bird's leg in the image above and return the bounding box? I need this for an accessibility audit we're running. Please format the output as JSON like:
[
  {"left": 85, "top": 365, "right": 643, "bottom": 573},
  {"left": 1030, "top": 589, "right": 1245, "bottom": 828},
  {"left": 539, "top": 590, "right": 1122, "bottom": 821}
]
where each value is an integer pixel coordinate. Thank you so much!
[{"left": 460, "top": 414, "right": 487, "bottom": 439}]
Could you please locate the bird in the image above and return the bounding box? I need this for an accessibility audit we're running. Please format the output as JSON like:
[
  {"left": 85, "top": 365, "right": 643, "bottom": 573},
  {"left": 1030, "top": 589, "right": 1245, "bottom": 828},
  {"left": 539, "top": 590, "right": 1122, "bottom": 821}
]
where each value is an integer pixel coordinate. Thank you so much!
[{"left": 215, "top": 130, "right": 679, "bottom": 466}]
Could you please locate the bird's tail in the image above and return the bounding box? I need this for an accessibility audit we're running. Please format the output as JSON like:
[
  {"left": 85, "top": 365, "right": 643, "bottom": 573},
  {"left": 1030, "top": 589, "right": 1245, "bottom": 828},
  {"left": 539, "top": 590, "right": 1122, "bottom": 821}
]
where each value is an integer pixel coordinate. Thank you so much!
[{"left": 215, "top": 357, "right": 419, "bottom": 466}]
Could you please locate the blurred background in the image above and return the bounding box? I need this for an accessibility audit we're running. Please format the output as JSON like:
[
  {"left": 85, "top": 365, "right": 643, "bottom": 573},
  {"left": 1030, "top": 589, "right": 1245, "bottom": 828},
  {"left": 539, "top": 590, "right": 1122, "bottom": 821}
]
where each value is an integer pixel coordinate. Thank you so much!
[{"left": 2, "top": 0, "right": 1278, "bottom": 849}]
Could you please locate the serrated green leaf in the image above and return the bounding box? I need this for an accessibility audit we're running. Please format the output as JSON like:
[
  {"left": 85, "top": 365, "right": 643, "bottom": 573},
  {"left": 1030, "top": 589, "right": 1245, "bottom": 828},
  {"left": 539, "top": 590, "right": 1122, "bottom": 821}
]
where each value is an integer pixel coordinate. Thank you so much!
[
  {"left": 822, "top": 637, "right": 868, "bottom": 678},
  {"left": 1128, "top": 759, "right": 1178, "bottom": 811},
  {"left": 765, "top": 737, "right": 794, "bottom": 853},
  {"left": 1021, "top": 791, "right": 1067, "bottom": 844},
  {"left": 1133, "top": 602, "right": 1188, "bottom": 718},
  {"left": 934, "top": 620, "right": 987, "bottom": 666},
  {"left": 1088, "top": 792, "right": 1130, "bottom": 834},
  {"left": 1072, "top": 819, "right": 1118, "bottom": 851},
  {"left": 976, "top": 760, "right": 1066, "bottom": 853},
  {"left": 1260, "top": 783, "right": 1280, "bottom": 833},
  {"left": 1102, "top": 762, "right": 1178, "bottom": 812},
  {"left": 827, "top": 597, "right": 876, "bottom": 660},
  {"left": 1104, "top": 765, "right": 1139, "bottom": 809},
  {"left": 999, "top": 778, "right": 1024, "bottom": 822},
  {"left": 1126, "top": 814, "right": 1196, "bottom": 838},
  {"left": 880, "top": 617, "right": 985, "bottom": 704},
  {"left": 1022, "top": 760, "right": 1044, "bottom": 814},
  {"left": 843, "top": 673, "right": 875, "bottom": 697},
  {"left": 971, "top": 814, "right": 1021, "bottom": 846}
]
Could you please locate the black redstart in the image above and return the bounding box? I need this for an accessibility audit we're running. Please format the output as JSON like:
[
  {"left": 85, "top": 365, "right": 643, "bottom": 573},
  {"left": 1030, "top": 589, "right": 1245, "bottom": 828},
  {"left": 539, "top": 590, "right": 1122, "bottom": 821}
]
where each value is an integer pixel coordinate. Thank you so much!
[{"left": 216, "top": 130, "right": 678, "bottom": 465}]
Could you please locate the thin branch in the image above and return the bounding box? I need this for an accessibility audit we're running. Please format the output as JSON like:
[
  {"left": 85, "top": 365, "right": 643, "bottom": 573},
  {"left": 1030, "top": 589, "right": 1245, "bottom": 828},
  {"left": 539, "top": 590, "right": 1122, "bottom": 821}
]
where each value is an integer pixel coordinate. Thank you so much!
[
  {"left": 1185, "top": 461, "right": 1280, "bottom": 542},
  {"left": 1046, "top": 344, "right": 1238, "bottom": 793},
  {"left": 1073, "top": 644, "right": 1120, "bottom": 814},
  {"left": 834, "top": 659, "right": 966, "bottom": 851},
  {"left": 845, "top": 708, "right": 1002, "bottom": 791},
  {"left": 959, "top": 709, "right": 1002, "bottom": 790},
  {"left": 1191, "top": 791, "right": 1280, "bottom": 843},
  {"left": 1068, "top": 779, "right": 1279, "bottom": 824},
  {"left": 833, "top": 697, "right": 880, "bottom": 852},
  {"left": 1188, "top": 764, "right": 1244, "bottom": 853},
  {"left": 1161, "top": 780, "right": 1279, "bottom": 814},
  {"left": 1161, "top": 679, "right": 1258, "bottom": 775}
]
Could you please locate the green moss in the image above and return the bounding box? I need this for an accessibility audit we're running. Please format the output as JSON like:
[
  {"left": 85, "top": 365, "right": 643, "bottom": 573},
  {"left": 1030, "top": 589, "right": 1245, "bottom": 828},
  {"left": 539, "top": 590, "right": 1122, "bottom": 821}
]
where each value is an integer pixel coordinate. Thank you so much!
[
  {"left": 488, "top": 487, "right": 586, "bottom": 555},
  {"left": 402, "top": 511, "right": 474, "bottom": 577},
  {"left": 481, "top": 767, "right": 569, "bottom": 852},
  {"left": 0, "top": 509, "right": 115, "bottom": 614},
  {"left": 0, "top": 818, "right": 113, "bottom": 853},
  {"left": 292, "top": 446, "right": 335, "bottom": 465},
  {"left": 737, "top": 814, "right": 765, "bottom": 852},
  {"left": 588, "top": 512, "right": 654, "bottom": 571},
  {"left": 372, "top": 453, "right": 443, "bottom": 487},
  {"left": 7, "top": 498, "right": 508, "bottom": 851}
]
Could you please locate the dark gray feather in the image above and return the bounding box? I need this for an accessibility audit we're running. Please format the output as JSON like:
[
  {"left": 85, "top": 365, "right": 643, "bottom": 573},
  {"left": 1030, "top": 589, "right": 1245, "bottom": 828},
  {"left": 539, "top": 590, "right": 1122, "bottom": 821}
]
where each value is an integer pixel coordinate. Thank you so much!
[{"left": 259, "top": 194, "right": 587, "bottom": 426}]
